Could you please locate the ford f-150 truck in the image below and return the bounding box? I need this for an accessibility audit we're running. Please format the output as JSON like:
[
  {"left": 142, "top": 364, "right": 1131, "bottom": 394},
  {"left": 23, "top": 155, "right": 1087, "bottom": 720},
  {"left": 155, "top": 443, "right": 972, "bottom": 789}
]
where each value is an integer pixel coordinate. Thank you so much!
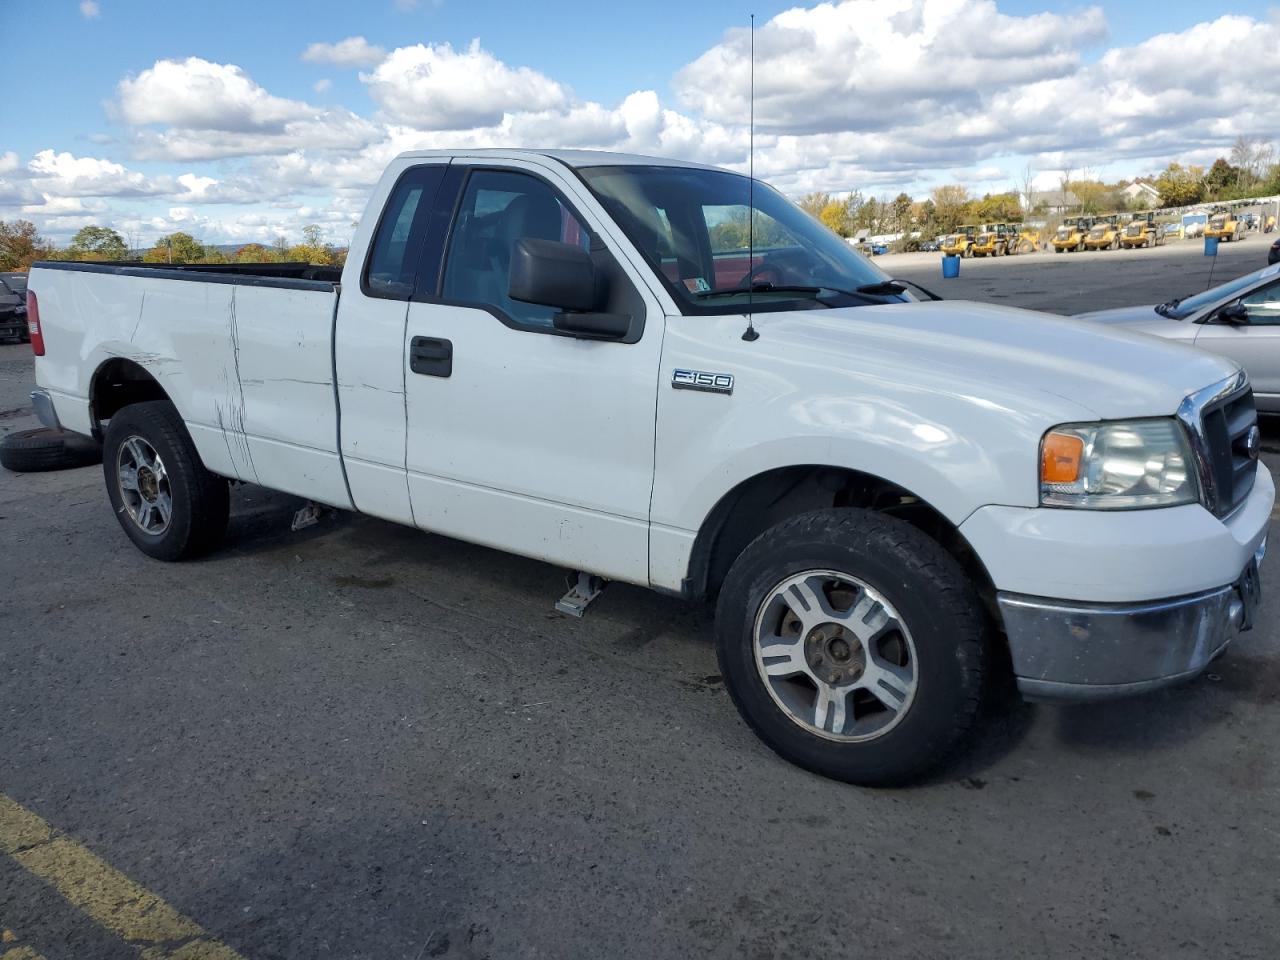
[{"left": 26, "top": 149, "right": 1272, "bottom": 785}]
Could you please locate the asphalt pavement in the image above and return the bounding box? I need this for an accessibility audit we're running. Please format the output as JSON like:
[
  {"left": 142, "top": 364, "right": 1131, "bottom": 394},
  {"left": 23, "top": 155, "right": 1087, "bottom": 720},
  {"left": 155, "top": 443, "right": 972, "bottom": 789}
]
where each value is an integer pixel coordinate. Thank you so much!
[{"left": 2, "top": 232, "right": 1279, "bottom": 960}]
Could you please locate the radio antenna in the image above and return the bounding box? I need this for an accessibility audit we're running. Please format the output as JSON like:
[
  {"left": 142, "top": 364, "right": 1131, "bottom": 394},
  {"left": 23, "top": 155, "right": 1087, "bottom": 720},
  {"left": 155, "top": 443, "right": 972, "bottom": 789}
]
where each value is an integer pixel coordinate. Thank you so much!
[{"left": 741, "top": 12, "right": 760, "bottom": 342}]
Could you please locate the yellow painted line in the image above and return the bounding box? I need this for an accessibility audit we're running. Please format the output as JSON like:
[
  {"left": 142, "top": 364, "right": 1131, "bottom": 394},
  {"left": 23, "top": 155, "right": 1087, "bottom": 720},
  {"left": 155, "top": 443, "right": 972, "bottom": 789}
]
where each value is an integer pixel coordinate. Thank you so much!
[
  {"left": 0, "top": 794, "right": 244, "bottom": 960},
  {"left": 1, "top": 925, "right": 49, "bottom": 960}
]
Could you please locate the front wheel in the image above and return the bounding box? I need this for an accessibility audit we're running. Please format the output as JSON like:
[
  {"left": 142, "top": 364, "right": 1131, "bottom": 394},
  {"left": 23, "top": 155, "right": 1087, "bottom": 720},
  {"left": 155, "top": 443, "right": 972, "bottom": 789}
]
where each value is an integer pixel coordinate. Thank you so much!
[
  {"left": 103, "top": 401, "right": 230, "bottom": 560},
  {"left": 715, "top": 509, "right": 990, "bottom": 786}
]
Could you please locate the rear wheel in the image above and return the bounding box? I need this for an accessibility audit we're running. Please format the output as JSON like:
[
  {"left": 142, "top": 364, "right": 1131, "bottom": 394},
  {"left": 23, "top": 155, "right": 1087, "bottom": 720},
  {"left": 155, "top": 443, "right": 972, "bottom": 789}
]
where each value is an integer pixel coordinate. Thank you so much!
[
  {"left": 103, "top": 401, "right": 229, "bottom": 560},
  {"left": 715, "top": 509, "right": 990, "bottom": 786}
]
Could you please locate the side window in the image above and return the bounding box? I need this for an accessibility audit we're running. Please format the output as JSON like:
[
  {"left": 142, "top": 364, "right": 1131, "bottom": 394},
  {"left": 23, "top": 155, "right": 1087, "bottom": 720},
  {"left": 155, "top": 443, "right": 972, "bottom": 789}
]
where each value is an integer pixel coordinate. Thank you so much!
[
  {"left": 364, "top": 165, "right": 446, "bottom": 300},
  {"left": 1241, "top": 281, "right": 1280, "bottom": 325},
  {"left": 441, "top": 169, "right": 589, "bottom": 329}
]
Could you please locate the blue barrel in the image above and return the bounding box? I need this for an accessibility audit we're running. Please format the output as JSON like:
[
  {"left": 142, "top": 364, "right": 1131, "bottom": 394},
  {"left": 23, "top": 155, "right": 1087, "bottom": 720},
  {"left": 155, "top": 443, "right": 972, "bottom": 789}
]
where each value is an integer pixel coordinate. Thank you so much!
[
  {"left": 1204, "top": 236, "right": 1219, "bottom": 257},
  {"left": 942, "top": 255, "right": 960, "bottom": 278}
]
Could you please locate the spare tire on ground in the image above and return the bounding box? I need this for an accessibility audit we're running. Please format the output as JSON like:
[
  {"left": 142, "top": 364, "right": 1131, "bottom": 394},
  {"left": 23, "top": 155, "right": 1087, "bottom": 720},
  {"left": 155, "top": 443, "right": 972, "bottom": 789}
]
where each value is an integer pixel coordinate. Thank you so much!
[{"left": 0, "top": 427, "right": 103, "bottom": 473}]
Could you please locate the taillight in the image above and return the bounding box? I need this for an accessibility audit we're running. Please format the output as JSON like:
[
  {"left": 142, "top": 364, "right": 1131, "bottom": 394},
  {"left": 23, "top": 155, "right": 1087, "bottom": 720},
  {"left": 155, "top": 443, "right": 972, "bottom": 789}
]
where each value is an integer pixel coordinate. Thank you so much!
[{"left": 27, "top": 290, "right": 44, "bottom": 356}]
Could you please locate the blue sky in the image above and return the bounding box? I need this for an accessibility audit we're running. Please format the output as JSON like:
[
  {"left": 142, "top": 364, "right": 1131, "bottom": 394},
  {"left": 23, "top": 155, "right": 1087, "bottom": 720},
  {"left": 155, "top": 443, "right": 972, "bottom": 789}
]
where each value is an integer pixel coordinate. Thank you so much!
[{"left": 1, "top": 0, "right": 1276, "bottom": 244}]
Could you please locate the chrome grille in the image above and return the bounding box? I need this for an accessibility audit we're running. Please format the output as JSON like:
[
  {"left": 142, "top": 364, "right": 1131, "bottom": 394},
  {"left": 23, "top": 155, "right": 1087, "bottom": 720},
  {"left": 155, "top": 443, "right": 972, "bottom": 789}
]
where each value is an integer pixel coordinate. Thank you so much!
[{"left": 1177, "top": 372, "right": 1258, "bottom": 518}]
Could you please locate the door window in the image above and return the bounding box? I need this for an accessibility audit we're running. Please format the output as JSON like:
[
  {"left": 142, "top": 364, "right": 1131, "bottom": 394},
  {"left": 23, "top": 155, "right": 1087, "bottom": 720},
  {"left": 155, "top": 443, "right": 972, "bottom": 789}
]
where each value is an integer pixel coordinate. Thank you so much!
[
  {"left": 441, "top": 170, "right": 589, "bottom": 329},
  {"left": 363, "top": 165, "right": 446, "bottom": 300},
  {"left": 1240, "top": 281, "right": 1280, "bottom": 324}
]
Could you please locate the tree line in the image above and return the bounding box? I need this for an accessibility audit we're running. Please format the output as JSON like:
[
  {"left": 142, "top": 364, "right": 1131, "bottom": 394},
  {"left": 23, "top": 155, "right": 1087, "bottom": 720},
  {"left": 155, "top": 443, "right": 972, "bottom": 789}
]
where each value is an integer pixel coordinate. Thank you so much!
[
  {"left": 0, "top": 221, "right": 348, "bottom": 273},
  {"left": 1153, "top": 137, "right": 1280, "bottom": 208}
]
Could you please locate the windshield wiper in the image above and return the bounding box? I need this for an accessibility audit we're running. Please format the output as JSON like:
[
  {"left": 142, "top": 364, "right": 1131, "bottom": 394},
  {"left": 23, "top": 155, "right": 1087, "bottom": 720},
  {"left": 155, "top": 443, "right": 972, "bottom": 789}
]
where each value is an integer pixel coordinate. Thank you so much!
[
  {"left": 696, "top": 283, "right": 825, "bottom": 300},
  {"left": 856, "top": 279, "right": 943, "bottom": 301},
  {"left": 1155, "top": 296, "right": 1184, "bottom": 318}
]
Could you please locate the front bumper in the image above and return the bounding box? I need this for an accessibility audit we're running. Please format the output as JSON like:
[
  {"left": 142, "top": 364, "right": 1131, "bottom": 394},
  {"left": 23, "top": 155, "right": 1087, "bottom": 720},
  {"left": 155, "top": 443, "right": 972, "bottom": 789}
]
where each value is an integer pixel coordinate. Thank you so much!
[{"left": 1000, "top": 540, "right": 1263, "bottom": 700}]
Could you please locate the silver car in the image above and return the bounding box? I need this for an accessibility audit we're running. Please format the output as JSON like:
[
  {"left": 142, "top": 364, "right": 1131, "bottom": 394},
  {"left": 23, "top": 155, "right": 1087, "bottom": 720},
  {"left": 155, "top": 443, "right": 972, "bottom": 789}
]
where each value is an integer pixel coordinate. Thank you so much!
[{"left": 1077, "top": 263, "right": 1280, "bottom": 411}]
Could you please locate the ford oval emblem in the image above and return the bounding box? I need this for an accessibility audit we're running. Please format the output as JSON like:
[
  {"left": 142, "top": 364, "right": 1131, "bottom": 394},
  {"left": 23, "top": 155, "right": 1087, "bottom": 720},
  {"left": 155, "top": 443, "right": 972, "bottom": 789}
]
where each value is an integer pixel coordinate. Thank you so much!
[{"left": 1245, "top": 425, "right": 1261, "bottom": 460}]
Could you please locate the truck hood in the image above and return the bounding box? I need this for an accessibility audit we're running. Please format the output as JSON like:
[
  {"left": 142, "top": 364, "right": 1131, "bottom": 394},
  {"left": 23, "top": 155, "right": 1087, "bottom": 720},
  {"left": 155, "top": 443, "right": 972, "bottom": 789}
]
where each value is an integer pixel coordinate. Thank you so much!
[{"left": 762, "top": 299, "right": 1236, "bottom": 420}]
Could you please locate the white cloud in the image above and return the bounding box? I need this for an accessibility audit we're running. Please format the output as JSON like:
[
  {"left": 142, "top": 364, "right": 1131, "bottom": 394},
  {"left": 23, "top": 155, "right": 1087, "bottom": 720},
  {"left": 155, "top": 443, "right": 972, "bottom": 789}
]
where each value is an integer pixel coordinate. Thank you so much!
[
  {"left": 118, "top": 57, "right": 312, "bottom": 132},
  {"left": 28, "top": 149, "right": 166, "bottom": 198},
  {"left": 676, "top": 0, "right": 1107, "bottom": 134},
  {"left": 313, "top": 78, "right": 332, "bottom": 94},
  {"left": 80, "top": 0, "right": 100, "bottom": 19},
  {"left": 116, "top": 57, "right": 380, "bottom": 161},
  {"left": 302, "top": 36, "right": 387, "bottom": 68},
  {"left": 362, "top": 40, "right": 569, "bottom": 129}
]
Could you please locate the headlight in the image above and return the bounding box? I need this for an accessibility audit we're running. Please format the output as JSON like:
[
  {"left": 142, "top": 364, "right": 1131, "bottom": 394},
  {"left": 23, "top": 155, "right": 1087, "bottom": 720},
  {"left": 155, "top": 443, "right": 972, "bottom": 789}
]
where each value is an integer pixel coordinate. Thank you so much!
[{"left": 1040, "top": 419, "right": 1198, "bottom": 509}]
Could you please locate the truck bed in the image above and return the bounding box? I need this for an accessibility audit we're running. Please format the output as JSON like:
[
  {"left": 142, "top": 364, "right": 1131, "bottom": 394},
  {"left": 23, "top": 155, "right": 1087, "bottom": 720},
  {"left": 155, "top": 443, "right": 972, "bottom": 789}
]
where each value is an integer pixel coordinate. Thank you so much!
[{"left": 31, "top": 258, "right": 352, "bottom": 509}]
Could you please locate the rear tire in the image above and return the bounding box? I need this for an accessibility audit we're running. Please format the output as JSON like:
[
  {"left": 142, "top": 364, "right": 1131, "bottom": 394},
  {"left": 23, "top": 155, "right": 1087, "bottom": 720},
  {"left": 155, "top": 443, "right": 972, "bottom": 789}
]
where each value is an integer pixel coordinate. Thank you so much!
[
  {"left": 103, "top": 401, "right": 229, "bottom": 560},
  {"left": 715, "top": 508, "right": 990, "bottom": 786}
]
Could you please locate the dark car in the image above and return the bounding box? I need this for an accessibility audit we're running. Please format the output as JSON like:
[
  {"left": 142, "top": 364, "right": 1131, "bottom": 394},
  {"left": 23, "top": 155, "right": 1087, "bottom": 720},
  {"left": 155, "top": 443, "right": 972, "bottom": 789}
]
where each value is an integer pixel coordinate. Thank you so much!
[
  {"left": 0, "top": 273, "right": 28, "bottom": 343},
  {"left": 1269, "top": 236, "right": 1280, "bottom": 266}
]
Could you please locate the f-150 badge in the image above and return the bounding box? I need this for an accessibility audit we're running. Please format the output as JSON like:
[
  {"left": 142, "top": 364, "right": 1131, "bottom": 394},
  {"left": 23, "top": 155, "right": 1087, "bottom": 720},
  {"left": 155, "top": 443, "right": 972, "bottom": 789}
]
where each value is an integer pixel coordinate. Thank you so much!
[{"left": 672, "top": 369, "right": 734, "bottom": 395}]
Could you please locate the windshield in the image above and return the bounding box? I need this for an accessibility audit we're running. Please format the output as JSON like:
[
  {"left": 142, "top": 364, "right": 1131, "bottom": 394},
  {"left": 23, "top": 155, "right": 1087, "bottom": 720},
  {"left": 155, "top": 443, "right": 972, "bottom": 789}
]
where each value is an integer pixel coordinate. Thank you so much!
[
  {"left": 1166, "top": 264, "right": 1280, "bottom": 319},
  {"left": 577, "top": 165, "right": 904, "bottom": 314}
]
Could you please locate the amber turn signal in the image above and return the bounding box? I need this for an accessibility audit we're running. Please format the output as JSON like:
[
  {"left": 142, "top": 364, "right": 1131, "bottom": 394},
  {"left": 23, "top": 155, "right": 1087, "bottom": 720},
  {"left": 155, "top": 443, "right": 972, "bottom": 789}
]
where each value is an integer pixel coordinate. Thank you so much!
[{"left": 1041, "top": 432, "right": 1084, "bottom": 484}]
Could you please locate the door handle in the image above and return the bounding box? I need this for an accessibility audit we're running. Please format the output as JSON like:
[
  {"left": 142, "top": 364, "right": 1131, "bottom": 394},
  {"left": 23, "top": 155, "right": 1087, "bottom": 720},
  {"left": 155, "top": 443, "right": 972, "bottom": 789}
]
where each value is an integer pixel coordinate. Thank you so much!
[{"left": 410, "top": 336, "right": 452, "bottom": 378}]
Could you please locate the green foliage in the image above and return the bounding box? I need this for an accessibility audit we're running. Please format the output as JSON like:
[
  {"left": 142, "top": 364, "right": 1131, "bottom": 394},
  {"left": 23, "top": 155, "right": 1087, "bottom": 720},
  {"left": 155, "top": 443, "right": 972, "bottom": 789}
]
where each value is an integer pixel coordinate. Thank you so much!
[
  {"left": 929, "top": 185, "right": 971, "bottom": 232},
  {"left": 973, "top": 192, "right": 1023, "bottom": 223},
  {"left": 707, "top": 208, "right": 792, "bottom": 250},
  {"left": 818, "top": 200, "right": 849, "bottom": 236},
  {"left": 67, "top": 225, "right": 128, "bottom": 261},
  {"left": 143, "top": 232, "right": 206, "bottom": 264},
  {"left": 1155, "top": 163, "right": 1206, "bottom": 208},
  {"left": 0, "top": 220, "right": 57, "bottom": 271},
  {"left": 233, "top": 243, "right": 282, "bottom": 263},
  {"left": 1070, "top": 180, "right": 1108, "bottom": 214}
]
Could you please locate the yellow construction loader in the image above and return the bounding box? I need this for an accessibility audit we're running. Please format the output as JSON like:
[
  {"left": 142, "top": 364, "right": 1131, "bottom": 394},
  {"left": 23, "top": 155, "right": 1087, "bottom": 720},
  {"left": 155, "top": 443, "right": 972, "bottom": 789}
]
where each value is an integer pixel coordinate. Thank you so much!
[
  {"left": 1051, "top": 217, "right": 1089, "bottom": 253},
  {"left": 1083, "top": 215, "right": 1121, "bottom": 250},
  {"left": 1204, "top": 206, "right": 1243, "bottom": 242},
  {"left": 1119, "top": 212, "right": 1165, "bottom": 249},
  {"left": 969, "top": 223, "right": 1009, "bottom": 257},
  {"left": 939, "top": 225, "right": 978, "bottom": 257},
  {"left": 1006, "top": 225, "right": 1040, "bottom": 254}
]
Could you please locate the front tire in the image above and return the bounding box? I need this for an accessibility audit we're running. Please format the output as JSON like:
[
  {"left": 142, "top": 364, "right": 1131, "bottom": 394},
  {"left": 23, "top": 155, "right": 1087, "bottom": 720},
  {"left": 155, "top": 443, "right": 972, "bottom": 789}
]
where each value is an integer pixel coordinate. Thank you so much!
[
  {"left": 103, "top": 401, "right": 229, "bottom": 560},
  {"left": 715, "top": 509, "right": 989, "bottom": 786}
]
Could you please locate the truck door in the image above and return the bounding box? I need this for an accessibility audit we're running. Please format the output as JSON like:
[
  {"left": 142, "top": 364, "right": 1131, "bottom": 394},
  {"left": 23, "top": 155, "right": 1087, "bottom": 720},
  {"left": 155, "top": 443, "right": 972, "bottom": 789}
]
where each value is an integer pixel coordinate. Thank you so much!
[{"left": 401, "top": 160, "right": 665, "bottom": 584}]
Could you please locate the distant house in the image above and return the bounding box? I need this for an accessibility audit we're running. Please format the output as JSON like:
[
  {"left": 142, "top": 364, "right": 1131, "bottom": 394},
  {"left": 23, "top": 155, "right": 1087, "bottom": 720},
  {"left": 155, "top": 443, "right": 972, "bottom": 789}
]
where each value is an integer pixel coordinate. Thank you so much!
[
  {"left": 1122, "top": 179, "right": 1160, "bottom": 206},
  {"left": 1025, "top": 189, "right": 1081, "bottom": 214}
]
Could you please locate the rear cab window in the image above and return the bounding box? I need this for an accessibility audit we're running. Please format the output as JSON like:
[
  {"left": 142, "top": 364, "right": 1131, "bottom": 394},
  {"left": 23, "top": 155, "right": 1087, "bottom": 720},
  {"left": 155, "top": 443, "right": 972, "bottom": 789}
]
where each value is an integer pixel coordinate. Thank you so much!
[{"left": 363, "top": 165, "right": 448, "bottom": 300}]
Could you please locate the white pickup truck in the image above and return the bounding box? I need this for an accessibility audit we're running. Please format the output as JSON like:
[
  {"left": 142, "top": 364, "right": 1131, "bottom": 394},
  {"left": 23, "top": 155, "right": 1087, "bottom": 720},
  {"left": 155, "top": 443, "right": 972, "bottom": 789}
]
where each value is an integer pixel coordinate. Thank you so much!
[{"left": 27, "top": 149, "right": 1272, "bottom": 785}]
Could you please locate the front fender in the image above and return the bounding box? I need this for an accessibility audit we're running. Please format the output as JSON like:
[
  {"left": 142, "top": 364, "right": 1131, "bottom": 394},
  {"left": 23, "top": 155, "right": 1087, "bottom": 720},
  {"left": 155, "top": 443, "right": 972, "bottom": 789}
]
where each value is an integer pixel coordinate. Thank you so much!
[{"left": 648, "top": 312, "right": 1099, "bottom": 591}]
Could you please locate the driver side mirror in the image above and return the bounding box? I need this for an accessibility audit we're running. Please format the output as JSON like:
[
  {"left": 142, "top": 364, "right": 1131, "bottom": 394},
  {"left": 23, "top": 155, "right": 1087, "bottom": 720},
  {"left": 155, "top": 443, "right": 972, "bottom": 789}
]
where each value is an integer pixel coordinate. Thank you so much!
[{"left": 1214, "top": 302, "right": 1250, "bottom": 325}]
